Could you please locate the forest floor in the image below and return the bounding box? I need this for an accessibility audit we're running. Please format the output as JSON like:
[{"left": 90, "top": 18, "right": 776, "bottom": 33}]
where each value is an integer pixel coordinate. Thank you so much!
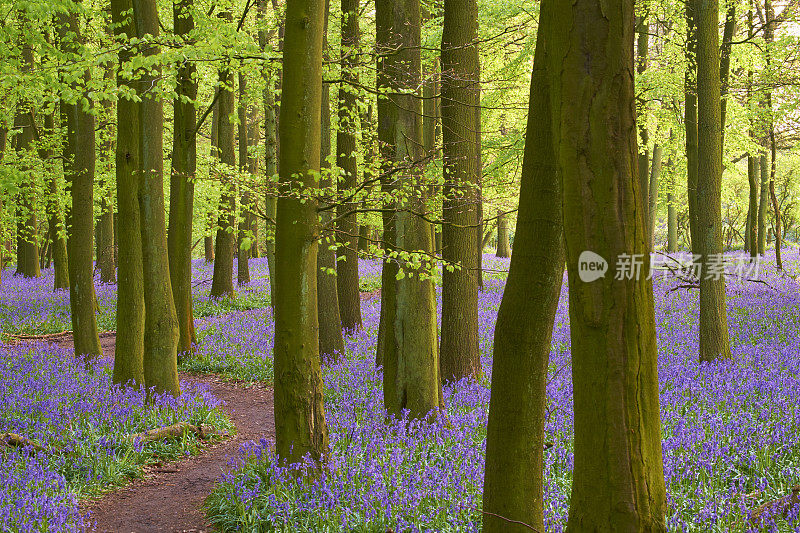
[{"left": 45, "top": 333, "right": 275, "bottom": 533}]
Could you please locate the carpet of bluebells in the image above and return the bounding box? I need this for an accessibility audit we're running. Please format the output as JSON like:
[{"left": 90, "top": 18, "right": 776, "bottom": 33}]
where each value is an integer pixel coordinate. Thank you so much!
[
  {"left": 203, "top": 252, "right": 800, "bottom": 532},
  {"left": 6, "top": 251, "right": 800, "bottom": 531}
]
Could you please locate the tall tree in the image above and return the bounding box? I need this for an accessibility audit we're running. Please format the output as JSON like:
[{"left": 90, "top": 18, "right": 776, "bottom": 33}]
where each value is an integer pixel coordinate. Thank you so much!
[
  {"left": 133, "top": 0, "right": 180, "bottom": 395},
  {"left": 695, "top": 0, "right": 731, "bottom": 363},
  {"left": 168, "top": 0, "right": 198, "bottom": 357},
  {"left": 97, "top": 64, "right": 116, "bottom": 284},
  {"left": 57, "top": 1, "right": 102, "bottom": 359},
  {"left": 335, "top": 0, "right": 363, "bottom": 332},
  {"left": 376, "top": 0, "right": 443, "bottom": 419},
  {"left": 637, "top": 17, "right": 650, "bottom": 226},
  {"left": 210, "top": 12, "right": 237, "bottom": 299},
  {"left": 237, "top": 72, "right": 253, "bottom": 286},
  {"left": 112, "top": 0, "right": 145, "bottom": 387},
  {"left": 495, "top": 211, "right": 511, "bottom": 257},
  {"left": 273, "top": 0, "right": 330, "bottom": 463},
  {"left": 439, "top": 0, "right": 481, "bottom": 382},
  {"left": 317, "top": 0, "right": 345, "bottom": 358},
  {"left": 549, "top": 0, "right": 667, "bottom": 528},
  {"left": 41, "top": 112, "right": 69, "bottom": 290},
  {"left": 758, "top": 153, "right": 768, "bottom": 254},
  {"left": 13, "top": 37, "right": 40, "bottom": 279},
  {"left": 685, "top": 2, "right": 700, "bottom": 255},
  {"left": 482, "top": 0, "right": 564, "bottom": 528}
]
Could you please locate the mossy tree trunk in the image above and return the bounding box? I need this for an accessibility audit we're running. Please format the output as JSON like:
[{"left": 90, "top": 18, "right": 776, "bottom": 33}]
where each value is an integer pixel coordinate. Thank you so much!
[
  {"left": 637, "top": 18, "right": 650, "bottom": 228},
  {"left": 111, "top": 0, "right": 145, "bottom": 387},
  {"left": 495, "top": 211, "right": 511, "bottom": 257},
  {"left": 273, "top": 0, "right": 330, "bottom": 464},
  {"left": 133, "top": 0, "right": 181, "bottom": 395},
  {"left": 211, "top": 21, "right": 237, "bottom": 299},
  {"left": 747, "top": 155, "right": 759, "bottom": 257},
  {"left": 168, "top": 0, "right": 198, "bottom": 358},
  {"left": 548, "top": 0, "right": 667, "bottom": 529},
  {"left": 42, "top": 113, "right": 69, "bottom": 290},
  {"left": 335, "top": 0, "right": 363, "bottom": 333},
  {"left": 57, "top": 4, "right": 102, "bottom": 359},
  {"left": 439, "top": 0, "right": 481, "bottom": 383},
  {"left": 649, "top": 144, "right": 662, "bottom": 244},
  {"left": 482, "top": 1, "right": 564, "bottom": 528},
  {"left": 695, "top": 0, "right": 732, "bottom": 363},
  {"left": 317, "top": 0, "right": 345, "bottom": 358},
  {"left": 13, "top": 42, "right": 40, "bottom": 279},
  {"left": 376, "top": 0, "right": 443, "bottom": 420},
  {"left": 237, "top": 72, "right": 253, "bottom": 286},
  {"left": 685, "top": 3, "right": 700, "bottom": 255}
]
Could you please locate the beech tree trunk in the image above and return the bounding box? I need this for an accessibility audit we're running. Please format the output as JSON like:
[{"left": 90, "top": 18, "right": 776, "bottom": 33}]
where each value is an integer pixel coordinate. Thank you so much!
[
  {"left": 649, "top": 144, "right": 662, "bottom": 244},
  {"left": 758, "top": 153, "right": 768, "bottom": 254},
  {"left": 440, "top": 0, "right": 481, "bottom": 383},
  {"left": 112, "top": 0, "right": 146, "bottom": 387},
  {"left": 57, "top": 4, "right": 102, "bottom": 359},
  {"left": 237, "top": 72, "right": 253, "bottom": 286},
  {"left": 695, "top": 0, "right": 731, "bottom": 363},
  {"left": 273, "top": 0, "right": 330, "bottom": 464},
  {"left": 317, "top": 0, "right": 345, "bottom": 358},
  {"left": 548, "top": 0, "right": 667, "bottom": 529},
  {"left": 133, "top": 0, "right": 180, "bottom": 395},
  {"left": 13, "top": 43, "right": 40, "bottom": 279},
  {"left": 42, "top": 113, "right": 69, "bottom": 290},
  {"left": 685, "top": 3, "right": 700, "bottom": 255},
  {"left": 168, "top": 0, "right": 198, "bottom": 358},
  {"left": 495, "top": 212, "right": 511, "bottom": 257},
  {"left": 376, "top": 0, "right": 443, "bottom": 419},
  {"left": 211, "top": 21, "right": 237, "bottom": 299},
  {"left": 335, "top": 0, "right": 363, "bottom": 332},
  {"left": 482, "top": 1, "right": 563, "bottom": 528},
  {"left": 747, "top": 155, "right": 759, "bottom": 257}
]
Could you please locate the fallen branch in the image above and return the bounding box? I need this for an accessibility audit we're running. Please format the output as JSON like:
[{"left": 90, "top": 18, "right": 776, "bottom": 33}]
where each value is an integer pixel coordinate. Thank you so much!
[
  {"left": 750, "top": 486, "right": 800, "bottom": 525},
  {"left": 0, "top": 433, "right": 45, "bottom": 452},
  {"left": 128, "top": 422, "right": 212, "bottom": 444},
  {"left": 3, "top": 330, "right": 71, "bottom": 340}
]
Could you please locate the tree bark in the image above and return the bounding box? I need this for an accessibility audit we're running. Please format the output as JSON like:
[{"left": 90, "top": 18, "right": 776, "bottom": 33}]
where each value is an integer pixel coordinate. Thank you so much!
[
  {"left": 335, "top": 0, "right": 363, "bottom": 332},
  {"left": 747, "top": 155, "right": 759, "bottom": 257},
  {"left": 758, "top": 153, "right": 768, "bottom": 254},
  {"left": 548, "top": 0, "right": 667, "bottom": 529},
  {"left": 13, "top": 42, "right": 40, "bottom": 279},
  {"left": 685, "top": 3, "right": 700, "bottom": 256},
  {"left": 495, "top": 211, "right": 511, "bottom": 257},
  {"left": 133, "top": 0, "right": 181, "bottom": 395},
  {"left": 637, "top": 18, "right": 650, "bottom": 228},
  {"left": 237, "top": 72, "right": 253, "bottom": 286},
  {"left": 482, "top": 1, "right": 563, "bottom": 528},
  {"left": 211, "top": 21, "right": 237, "bottom": 299},
  {"left": 317, "top": 0, "right": 345, "bottom": 358},
  {"left": 439, "top": 0, "right": 481, "bottom": 383},
  {"left": 111, "top": 0, "right": 146, "bottom": 387},
  {"left": 168, "top": 0, "right": 198, "bottom": 358},
  {"left": 274, "top": 0, "right": 330, "bottom": 464},
  {"left": 649, "top": 144, "right": 663, "bottom": 245},
  {"left": 42, "top": 113, "right": 69, "bottom": 290},
  {"left": 57, "top": 4, "right": 102, "bottom": 359},
  {"left": 376, "top": 0, "right": 443, "bottom": 419},
  {"left": 695, "top": 0, "right": 732, "bottom": 362}
]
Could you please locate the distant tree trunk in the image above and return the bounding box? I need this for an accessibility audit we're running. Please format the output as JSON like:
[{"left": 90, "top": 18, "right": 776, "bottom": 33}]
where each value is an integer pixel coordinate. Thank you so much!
[
  {"left": 482, "top": 1, "right": 564, "bottom": 528},
  {"left": 695, "top": 0, "right": 732, "bottom": 363},
  {"left": 747, "top": 155, "right": 759, "bottom": 257},
  {"left": 336, "top": 0, "right": 363, "bottom": 332},
  {"left": 168, "top": 0, "right": 198, "bottom": 358},
  {"left": 317, "top": 0, "right": 345, "bottom": 358},
  {"left": 274, "top": 0, "right": 330, "bottom": 465},
  {"left": 758, "top": 154, "right": 768, "bottom": 254},
  {"left": 258, "top": 0, "right": 278, "bottom": 303},
  {"left": 205, "top": 91, "right": 219, "bottom": 265},
  {"left": 685, "top": 3, "right": 700, "bottom": 255},
  {"left": 57, "top": 4, "right": 102, "bottom": 359},
  {"left": 376, "top": 0, "right": 443, "bottom": 419},
  {"left": 237, "top": 72, "right": 253, "bottom": 286},
  {"left": 112, "top": 0, "right": 145, "bottom": 387},
  {"left": 42, "top": 113, "right": 69, "bottom": 290},
  {"left": 495, "top": 212, "right": 511, "bottom": 257},
  {"left": 649, "top": 144, "right": 662, "bottom": 244},
  {"left": 13, "top": 43, "right": 40, "bottom": 279},
  {"left": 440, "top": 0, "right": 481, "bottom": 383},
  {"left": 98, "top": 62, "right": 117, "bottom": 284},
  {"left": 667, "top": 156, "right": 678, "bottom": 252},
  {"left": 637, "top": 18, "right": 650, "bottom": 227},
  {"left": 211, "top": 25, "right": 237, "bottom": 299},
  {"left": 719, "top": 3, "right": 736, "bottom": 142},
  {"left": 133, "top": 0, "right": 180, "bottom": 395},
  {"left": 764, "top": 0, "right": 781, "bottom": 269},
  {"left": 550, "top": 1, "right": 667, "bottom": 528}
]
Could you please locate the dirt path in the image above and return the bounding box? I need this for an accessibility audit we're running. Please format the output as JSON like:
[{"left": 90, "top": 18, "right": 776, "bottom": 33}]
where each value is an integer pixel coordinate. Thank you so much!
[{"left": 50, "top": 333, "right": 275, "bottom": 533}]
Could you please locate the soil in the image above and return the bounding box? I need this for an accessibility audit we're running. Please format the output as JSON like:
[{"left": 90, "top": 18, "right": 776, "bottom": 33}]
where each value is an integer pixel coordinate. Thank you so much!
[{"left": 49, "top": 332, "right": 275, "bottom": 533}]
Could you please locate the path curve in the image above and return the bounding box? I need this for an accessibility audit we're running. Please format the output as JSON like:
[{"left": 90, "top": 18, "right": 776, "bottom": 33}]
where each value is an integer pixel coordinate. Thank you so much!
[{"left": 51, "top": 333, "right": 275, "bottom": 533}]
